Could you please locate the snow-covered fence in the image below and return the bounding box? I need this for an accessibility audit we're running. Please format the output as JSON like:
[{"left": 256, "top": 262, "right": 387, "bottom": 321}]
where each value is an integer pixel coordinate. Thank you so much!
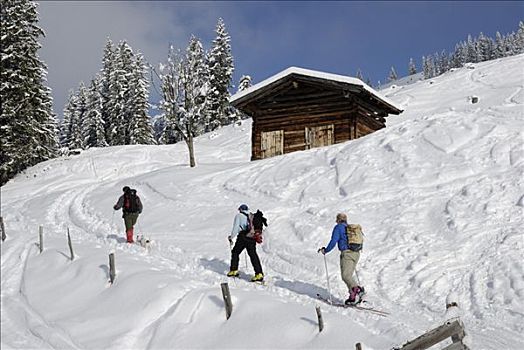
[
  {"left": 1, "top": 216, "right": 6, "bottom": 241},
  {"left": 315, "top": 306, "right": 324, "bottom": 332},
  {"left": 109, "top": 253, "right": 116, "bottom": 284},
  {"left": 39, "top": 225, "right": 44, "bottom": 253},
  {"left": 67, "top": 228, "right": 74, "bottom": 261},
  {"left": 220, "top": 282, "right": 233, "bottom": 320},
  {"left": 398, "top": 319, "right": 469, "bottom": 350}
]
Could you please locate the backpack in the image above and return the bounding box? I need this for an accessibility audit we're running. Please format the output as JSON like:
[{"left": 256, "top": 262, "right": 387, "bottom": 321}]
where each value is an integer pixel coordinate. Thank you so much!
[
  {"left": 242, "top": 210, "right": 267, "bottom": 243},
  {"left": 346, "top": 224, "right": 364, "bottom": 252},
  {"left": 124, "top": 190, "right": 140, "bottom": 213}
]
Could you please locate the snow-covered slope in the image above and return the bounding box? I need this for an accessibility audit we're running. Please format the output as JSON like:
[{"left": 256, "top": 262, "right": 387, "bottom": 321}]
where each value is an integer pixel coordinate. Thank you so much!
[{"left": 1, "top": 54, "right": 523, "bottom": 350}]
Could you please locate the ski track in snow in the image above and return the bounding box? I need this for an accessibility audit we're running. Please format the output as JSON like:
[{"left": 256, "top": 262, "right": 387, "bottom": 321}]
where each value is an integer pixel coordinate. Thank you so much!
[{"left": 2, "top": 54, "right": 524, "bottom": 349}]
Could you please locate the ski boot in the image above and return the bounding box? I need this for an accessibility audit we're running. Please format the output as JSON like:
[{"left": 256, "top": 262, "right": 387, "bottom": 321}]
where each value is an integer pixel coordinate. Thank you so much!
[
  {"left": 251, "top": 273, "right": 264, "bottom": 282},
  {"left": 126, "top": 228, "right": 134, "bottom": 243},
  {"left": 227, "top": 270, "right": 239, "bottom": 277},
  {"left": 345, "top": 286, "right": 365, "bottom": 305}
]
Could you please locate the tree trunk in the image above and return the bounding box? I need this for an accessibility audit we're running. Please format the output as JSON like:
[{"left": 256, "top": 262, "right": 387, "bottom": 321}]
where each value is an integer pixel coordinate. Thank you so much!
[
  {"left": 174, "top": 122, "right": 196, "bottom": 168},
  {"left": 186, "top": 128, "right": 196, "bottom": 168}
]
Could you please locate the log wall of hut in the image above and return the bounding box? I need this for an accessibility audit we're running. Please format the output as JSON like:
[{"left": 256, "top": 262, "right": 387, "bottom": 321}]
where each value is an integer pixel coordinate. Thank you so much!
[
  {"left": 247, "top": 81, "right": 383, "bottom": 159},
  {"left": 234, "top": 75, "right": 397, "bottom": 160}
]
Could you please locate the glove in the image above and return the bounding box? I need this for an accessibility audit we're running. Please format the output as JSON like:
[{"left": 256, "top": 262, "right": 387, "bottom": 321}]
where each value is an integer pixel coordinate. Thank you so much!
[
  {"left": 317, "top": 247, "right": 326, "bottom": 255},
  {"left": 228, "top": 235, "right": 233, "bottom": 245}
]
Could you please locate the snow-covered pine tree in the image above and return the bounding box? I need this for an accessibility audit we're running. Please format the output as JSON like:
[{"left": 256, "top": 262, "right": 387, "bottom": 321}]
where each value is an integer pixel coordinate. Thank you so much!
[
  {"left": 0, "top": 0, "right": 59, "bottom": 184},
  {"left": 388, "top": 66, "right": 398, "bottom": 82},
  {"left": 408, "top": 58, "right": 417, "bottom": 75},
  {"left": 108, "top": 41, "right": 134, "bottom": 145},
  {"left": 504, "top": 33, "right": 517, "bottom": 57},
  {"left": 61, "top": 90, "right": 76, "bottom": 147},
  {"left": 494, "top": 31, "right": 506, "bottom": 59},
  {"left": 476, "top": 32, "right": 494, "bottom": 62},
  {"left": 237, "top": 75, "right": 252, "bottom": 92},
  {"left": 450, "top": 42, "right": 464, "bottom": 68},
  {"left": 83, "top": 76, "right": 107, "bottom": 148},
  {"left": 127, "top": 52, "right": 155, "bottom": 145},
  {"left": 432, "top": 52, "right": 440, "bottom": 76},
  {"left": 438, "top": 50, "right": 449, "bottom": 75},
  {"left": 466, "top": 34, "right": 477, "bottom": 63},
  {"left": 157, "top": 48, "right": 182, "bottom": 145},
  {"left": 207, "top": 18, "right": 234, "bottom": 131},
  {"left": 184, "top": 35, "right": 209, "bottom": 137},
  {"left": 67, "top": 83, "right": 87, "bottom": 150},
  {"left": 422, "top": 55, "right": 435, "bottom": 79},
  {"left": 100, "top": 39, "right": 115, "bottom": 145},
  {"left": 516, "top": 21, "right": 524, "bottom": 54}
]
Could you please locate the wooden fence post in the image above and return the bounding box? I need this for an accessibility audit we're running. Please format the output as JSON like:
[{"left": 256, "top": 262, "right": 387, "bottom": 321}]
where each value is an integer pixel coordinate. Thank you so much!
[
  {"left": 315, "top": 306, "right": 324, "bottom": 332},
  {"left": 39, "top": 225, "right": 43, "bottom": 253},
  {"left": 1, "top": 216, "right": 6, "bottom": 241},
  {"left": 220, "top": 282, "right": 233, "bottom": 320},
  {"left": 67, "top": 228, "right": 74, "bottom": 261},
  {"left": 109, "top": 253, "right": 116, "bottom": 284}
]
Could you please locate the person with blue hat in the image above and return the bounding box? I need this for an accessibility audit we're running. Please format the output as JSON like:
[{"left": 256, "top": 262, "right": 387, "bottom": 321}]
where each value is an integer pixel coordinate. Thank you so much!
[{"left": 227, "top": 204, "right": 264, "bottom": 282}]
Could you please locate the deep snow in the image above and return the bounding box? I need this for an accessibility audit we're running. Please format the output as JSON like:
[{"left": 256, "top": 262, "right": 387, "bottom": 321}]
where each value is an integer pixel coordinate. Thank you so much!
[{"left": 1, "top": 54, "right": 523, "bottom": 350}]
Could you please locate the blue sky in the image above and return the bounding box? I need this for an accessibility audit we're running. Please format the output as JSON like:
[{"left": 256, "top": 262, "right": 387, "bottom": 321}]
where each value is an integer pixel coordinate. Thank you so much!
[{"left": 37, "top": 1, "right": 523, "bottom": 118}]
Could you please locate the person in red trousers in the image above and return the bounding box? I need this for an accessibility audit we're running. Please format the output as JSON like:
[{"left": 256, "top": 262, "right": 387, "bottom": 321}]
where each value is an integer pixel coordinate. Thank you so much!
[{"left": 113, "top": 186, "right": 143, "bottom": 243}]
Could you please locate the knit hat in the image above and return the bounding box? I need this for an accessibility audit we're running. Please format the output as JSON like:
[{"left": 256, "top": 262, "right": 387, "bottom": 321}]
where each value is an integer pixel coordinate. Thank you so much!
[
  {"left": 336, "top": 213, "right": 347, "bottom": 222},
  {"left": 238, "top": 204, "right": 249, "bottom": 211},
  {"left": 123, "top": 186, "right": 131, "bottom": 193}
]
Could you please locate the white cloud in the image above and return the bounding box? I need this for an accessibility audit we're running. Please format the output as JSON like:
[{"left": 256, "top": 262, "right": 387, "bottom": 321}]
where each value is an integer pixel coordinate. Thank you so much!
[{"left": 37, "top": 1, "right": 219, "bottom": 117}]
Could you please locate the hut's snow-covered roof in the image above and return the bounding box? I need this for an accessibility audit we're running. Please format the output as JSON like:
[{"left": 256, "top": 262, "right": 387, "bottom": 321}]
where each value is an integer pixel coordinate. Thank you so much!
[{"left": 230, "top": 66, "right": 402, "bottom": 113}]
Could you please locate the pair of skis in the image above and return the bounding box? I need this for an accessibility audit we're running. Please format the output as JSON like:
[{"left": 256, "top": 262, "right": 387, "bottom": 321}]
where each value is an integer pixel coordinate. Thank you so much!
[{"left": 316, "top": 293, "right": 389, "bottom": 317}]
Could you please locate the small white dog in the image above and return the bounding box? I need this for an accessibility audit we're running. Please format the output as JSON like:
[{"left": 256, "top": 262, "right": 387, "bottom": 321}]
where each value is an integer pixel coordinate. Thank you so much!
[{"left": 136, "top": 234, "right": 151, "bottom": 250}]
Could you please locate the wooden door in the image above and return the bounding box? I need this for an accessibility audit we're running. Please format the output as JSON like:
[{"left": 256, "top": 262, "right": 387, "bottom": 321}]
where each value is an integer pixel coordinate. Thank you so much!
[
  {"left": 261, "top": 130, "right": 284, "bottom": 159},
  {"left": 305, "top": 124, "right": 334, "bottom": 149}
]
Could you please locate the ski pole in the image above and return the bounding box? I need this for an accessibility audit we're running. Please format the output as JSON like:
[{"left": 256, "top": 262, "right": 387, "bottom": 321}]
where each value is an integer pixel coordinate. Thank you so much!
[{"left": 322, "top": 253, "right": 333, "bottom": 305}]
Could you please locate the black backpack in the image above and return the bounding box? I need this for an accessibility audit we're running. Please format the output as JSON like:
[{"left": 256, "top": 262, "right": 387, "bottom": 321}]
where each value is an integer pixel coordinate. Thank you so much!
[
  {"left": 252, "top": 210, "right": 268, "bottom": 231},
  {"left": 242, "top": 210, "right": 267, "bottom": 243},
  {"left": 124, "top": 190, "right": 139, "bottom": 213}
]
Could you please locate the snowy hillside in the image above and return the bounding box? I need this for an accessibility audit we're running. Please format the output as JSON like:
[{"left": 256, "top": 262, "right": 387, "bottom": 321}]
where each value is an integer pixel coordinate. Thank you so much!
[{"left": 1, "top": 54, "right": 523, "bottom": 350}]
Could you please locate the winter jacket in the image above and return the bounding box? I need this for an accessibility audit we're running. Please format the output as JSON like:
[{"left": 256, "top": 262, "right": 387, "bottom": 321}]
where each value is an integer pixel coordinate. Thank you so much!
[
  {"left": 114, "top": 193, "right": 143, "bottom": 214},
  {"left": 324, "top": 222, "right": 349, "bottom": 253},
  {"left": 230, "top": 210, "right": 250, "bottom": 239}
]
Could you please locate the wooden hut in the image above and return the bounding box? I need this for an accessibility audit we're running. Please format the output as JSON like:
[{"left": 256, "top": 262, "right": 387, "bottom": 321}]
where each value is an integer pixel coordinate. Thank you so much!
[{"left": 230, "top": 67, "right": 403, "bottom": 160}]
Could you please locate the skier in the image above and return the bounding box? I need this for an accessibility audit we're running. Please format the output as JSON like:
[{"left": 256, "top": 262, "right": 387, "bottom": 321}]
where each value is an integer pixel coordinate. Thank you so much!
[
  {"left": 318, "top": 213, "right": 365, "bottom": 305},
  {"left": 113, "top": 186, "right": 143, "bottom": 243},
  {"left": 227, "top": 204, "right": 264, "bottom": 282}
]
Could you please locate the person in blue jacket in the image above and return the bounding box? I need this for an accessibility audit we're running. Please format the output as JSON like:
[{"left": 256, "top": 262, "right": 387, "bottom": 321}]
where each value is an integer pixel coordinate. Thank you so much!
[
  {"left": 318, "top": 213, "right": 365, "bottom": 305},
  {"left": 227, "top": 204, "right": 264, "bottom": 282}
]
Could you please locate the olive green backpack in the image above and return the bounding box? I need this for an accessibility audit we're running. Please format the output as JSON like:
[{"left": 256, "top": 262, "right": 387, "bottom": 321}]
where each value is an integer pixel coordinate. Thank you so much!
[{"left": 346, "top": 224, "right": 364, "bottom": 252}]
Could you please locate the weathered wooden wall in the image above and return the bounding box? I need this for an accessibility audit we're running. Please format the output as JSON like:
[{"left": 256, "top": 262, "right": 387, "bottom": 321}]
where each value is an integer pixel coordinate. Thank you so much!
[
  {"left": 251, "top": 112, "right": 384, "bottom": 160},
  {"left": 236, "top": 75, "right": 391, "bottom": 160}
]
